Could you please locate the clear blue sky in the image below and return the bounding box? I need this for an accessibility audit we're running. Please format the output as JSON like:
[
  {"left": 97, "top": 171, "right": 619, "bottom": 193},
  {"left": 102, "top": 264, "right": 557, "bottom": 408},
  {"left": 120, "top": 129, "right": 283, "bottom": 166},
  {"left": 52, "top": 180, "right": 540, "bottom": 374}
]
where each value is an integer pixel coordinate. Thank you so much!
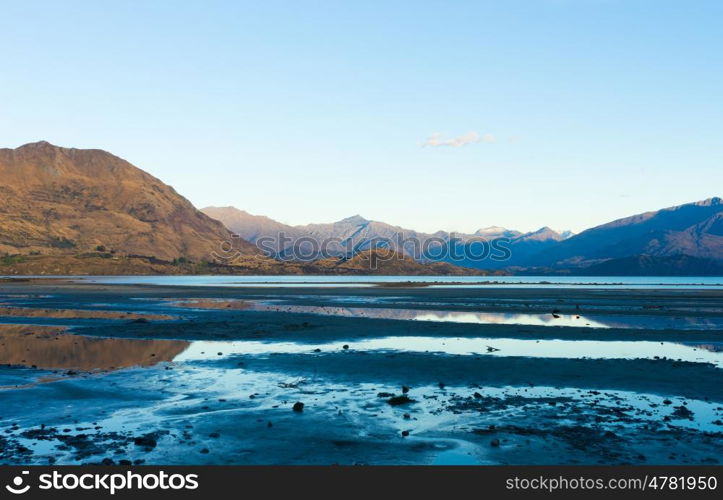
[{"left": 2, "top": 0, "right": 721, "bottom": 233}]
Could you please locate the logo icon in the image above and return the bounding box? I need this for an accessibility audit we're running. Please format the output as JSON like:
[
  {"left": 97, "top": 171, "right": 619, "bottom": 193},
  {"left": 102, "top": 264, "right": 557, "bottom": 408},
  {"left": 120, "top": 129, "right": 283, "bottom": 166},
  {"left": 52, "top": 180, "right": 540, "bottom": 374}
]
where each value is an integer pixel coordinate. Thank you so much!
[{"left": 5, "top": 471, "right": 30, "bottom": 495}]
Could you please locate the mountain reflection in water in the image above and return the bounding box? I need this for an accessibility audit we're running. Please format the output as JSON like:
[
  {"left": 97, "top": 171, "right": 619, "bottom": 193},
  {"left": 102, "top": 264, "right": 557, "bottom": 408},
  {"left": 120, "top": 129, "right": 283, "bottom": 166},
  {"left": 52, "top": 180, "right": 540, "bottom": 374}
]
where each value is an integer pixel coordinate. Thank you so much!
[{"left": 0, "top": 325, "right": 189, "bottom": 371}]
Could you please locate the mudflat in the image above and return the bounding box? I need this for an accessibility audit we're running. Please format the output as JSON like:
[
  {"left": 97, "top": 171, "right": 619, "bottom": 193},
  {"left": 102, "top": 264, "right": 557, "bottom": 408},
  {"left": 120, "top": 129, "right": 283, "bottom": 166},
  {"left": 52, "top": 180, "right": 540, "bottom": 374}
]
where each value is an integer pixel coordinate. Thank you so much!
[{"left": 0, "top": 279, "right": 721, "bottom": 465}]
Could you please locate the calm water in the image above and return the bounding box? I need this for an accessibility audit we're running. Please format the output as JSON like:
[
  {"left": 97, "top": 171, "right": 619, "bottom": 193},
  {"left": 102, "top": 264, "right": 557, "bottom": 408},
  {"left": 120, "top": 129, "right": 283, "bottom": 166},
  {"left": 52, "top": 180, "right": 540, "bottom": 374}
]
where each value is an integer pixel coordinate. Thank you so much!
[
  {"left": 174, "top": 337, "right": 723, "bottom": 367},
  {"left": 17, "top": 275, "right": 723, "bottom": 288},
  {"left": 181, "top": 300, "right": 720, "bottom": 330}
]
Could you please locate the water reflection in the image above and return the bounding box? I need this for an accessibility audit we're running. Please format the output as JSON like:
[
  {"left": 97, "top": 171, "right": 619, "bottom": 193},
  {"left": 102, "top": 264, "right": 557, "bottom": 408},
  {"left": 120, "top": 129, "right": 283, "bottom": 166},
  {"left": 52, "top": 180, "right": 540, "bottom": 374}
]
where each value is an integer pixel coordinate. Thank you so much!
[
  {"left": 239, "top": 303, "right": 723, "bottom": 330},
  {"left": 0, "top": 325, "right": 189, "bottom": 371},
  {"left": 210, "top": 302, "right": 612, "bottom": 328},
  {"left": 175, "top": 337, "right": 723, "bottom": 367},
  {"left": 3, "top": 323, "right": 721, "bottom": 377}
]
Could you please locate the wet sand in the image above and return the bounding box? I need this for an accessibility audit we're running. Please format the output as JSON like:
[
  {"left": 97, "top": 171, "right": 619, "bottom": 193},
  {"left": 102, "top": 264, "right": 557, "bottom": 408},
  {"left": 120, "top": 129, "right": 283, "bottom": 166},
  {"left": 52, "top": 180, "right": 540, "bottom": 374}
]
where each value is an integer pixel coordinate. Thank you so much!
[{"left": 0, "top": 279, "right": 721, "bottom": 465}]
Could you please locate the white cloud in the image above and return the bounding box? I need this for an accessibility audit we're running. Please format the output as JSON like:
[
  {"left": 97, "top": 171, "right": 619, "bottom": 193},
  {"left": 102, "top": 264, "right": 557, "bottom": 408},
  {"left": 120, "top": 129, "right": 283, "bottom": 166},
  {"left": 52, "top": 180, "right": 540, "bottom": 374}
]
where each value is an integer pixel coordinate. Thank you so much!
[{"left": 422, "top": 131, "right": 496, "bottom": 148}]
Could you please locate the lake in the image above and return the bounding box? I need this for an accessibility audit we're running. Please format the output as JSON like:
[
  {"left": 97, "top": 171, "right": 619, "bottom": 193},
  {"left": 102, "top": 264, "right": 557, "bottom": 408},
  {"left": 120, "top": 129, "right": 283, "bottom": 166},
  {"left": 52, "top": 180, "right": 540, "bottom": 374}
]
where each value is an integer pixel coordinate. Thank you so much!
[{"left": 18, "top": 274, "right": 723, "bottom": 288}]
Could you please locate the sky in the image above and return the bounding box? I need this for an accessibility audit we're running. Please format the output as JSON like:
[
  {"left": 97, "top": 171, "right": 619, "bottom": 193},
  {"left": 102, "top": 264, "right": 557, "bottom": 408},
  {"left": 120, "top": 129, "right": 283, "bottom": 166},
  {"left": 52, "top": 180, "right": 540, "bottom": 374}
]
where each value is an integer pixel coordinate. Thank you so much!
[{"left": 1, "top": 0, "right": 722, "bottom": 234}]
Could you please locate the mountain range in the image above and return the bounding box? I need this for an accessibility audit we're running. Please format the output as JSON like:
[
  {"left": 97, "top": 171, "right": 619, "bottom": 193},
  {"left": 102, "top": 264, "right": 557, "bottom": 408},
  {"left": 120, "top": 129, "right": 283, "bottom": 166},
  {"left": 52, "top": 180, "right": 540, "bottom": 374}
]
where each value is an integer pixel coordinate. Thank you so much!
[
  {"left": 200, "top": 206, "right": 574, "bottom": 269},
  {"left": 1, "top": 141, "right": 721, "bottom": 275},
  {"left": 203, "top": 199, "right": 723, "bottom": 275},
  {"left": 533, "top": 197, "right": 723, "bottom": 266}
]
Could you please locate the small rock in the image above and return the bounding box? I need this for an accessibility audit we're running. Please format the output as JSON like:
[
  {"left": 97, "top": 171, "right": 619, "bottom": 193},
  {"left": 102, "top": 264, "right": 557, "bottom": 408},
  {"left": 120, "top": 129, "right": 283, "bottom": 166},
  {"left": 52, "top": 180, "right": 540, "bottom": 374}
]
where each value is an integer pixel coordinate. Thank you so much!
[
  {"left": 387, "top": 395, "right": 415, "bottom": 406},
  {"left": 292, "top": 402, "right": 305, "bottom": 412},
  {"left": 133, "top": 434, "right": 157, "bottom": 450},
  {"left": 402, "top": 385, "right": 410, "bottom": 394},
  {"left": 672, "top": 405, "right": 694, "bottom": 420},
  {"left": 401, "top": 430, "right": 410, "bottom": 437}
]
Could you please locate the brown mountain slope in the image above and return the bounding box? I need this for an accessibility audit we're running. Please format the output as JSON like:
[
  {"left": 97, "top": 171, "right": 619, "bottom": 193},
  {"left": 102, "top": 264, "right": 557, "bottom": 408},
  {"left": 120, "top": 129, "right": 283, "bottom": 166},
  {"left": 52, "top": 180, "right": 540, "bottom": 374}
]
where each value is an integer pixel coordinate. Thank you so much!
[{"left": 0, "top": 141, "right": 257, "bottom": 261}]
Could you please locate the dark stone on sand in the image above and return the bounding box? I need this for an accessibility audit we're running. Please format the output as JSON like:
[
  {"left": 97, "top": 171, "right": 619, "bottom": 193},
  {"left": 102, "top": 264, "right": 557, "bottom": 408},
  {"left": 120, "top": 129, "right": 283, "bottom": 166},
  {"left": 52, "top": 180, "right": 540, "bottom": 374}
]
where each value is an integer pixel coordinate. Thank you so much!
[
  {"left": 672, "top": 405, "right": 694, "bottom": 420},
  {"left": 292, "top": 402, "right": 305, "bottom": 412},
  {"left": 200, "top": 448, "right": 209, "bottom": 454},
  {"left": 401, "top": 430, "right": 410, "bottom": 437},
  {"left": 473, "top": 392, "right": 483, "bottom": 399},
  {"left": 342, "top": 345, "right": 349, "bottom": 350},
  {"left": 403, "top": 413, "right": 411, "bottom": 420},
  {"left": 387, "top": 395, "right": 415, "bottom": 406},
  {"left": 402, "top": 385, "right": 410, "bottom": 393},
  {"left": 663, "top": 399, "right": 673, "bottom": 405},
  {"left": 133, "top": 434, "right": 158, "bottom": 450},
  {"left": 438, "top": 382, "right": 446, "bottom": 389}
]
